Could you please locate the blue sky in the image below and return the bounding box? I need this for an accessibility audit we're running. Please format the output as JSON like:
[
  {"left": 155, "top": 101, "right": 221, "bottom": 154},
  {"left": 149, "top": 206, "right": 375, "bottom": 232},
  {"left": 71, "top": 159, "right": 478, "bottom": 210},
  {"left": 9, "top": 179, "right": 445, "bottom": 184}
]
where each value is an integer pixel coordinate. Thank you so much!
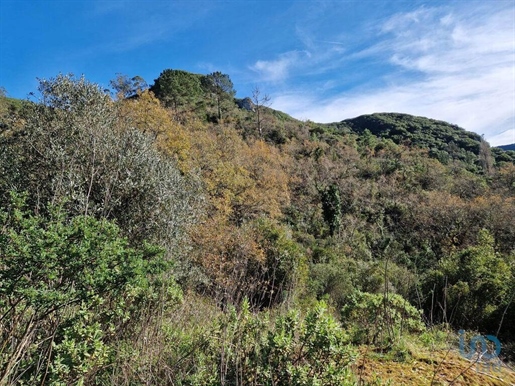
[{"left": 1, "top": 0, "right": 514, "bottom": 145}]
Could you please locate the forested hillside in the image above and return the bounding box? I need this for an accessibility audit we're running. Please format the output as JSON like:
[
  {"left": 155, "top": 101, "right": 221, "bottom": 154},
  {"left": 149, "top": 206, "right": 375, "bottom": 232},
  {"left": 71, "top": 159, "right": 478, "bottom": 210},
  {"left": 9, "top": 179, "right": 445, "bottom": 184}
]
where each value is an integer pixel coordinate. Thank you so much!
[
  {"left": 498, "top": 144, "right": 515, "bottom": 152},
  {"left": 0, "top": 72, "right": 514, "bottom": 385},
  {"left": 324, "top": 113, "right": 515, "bottom": 167}
]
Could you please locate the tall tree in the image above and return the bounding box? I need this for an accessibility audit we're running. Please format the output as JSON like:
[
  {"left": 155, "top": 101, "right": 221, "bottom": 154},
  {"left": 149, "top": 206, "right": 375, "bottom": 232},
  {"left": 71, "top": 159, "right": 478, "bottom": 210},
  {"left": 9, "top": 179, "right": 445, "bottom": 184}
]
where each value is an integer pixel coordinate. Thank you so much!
[
  {"left": 201, "top": 71, "right": 236, "bottom": 120},
  {"left": 252, "top": 86, "right": 271, "bottom": 137},
  {"left": 109, "top": 74, "right": 148, "bottom": 100},
  {"left": 321, "top": 183, "right": 342, "bottom": 236},
  {"left": 150, "top": 69, "right": 203, "bottom": 114},
  {"left": 479, "top": 137, "right": 494, "bottom": 176}
]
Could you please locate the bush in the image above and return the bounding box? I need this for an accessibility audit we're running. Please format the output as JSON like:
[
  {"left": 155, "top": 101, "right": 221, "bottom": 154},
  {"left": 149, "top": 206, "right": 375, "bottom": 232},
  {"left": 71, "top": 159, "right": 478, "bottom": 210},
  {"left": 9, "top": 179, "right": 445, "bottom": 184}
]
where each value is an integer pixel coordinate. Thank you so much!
[
  {"left": 341, "top": 291, "right": 425, "bottom": 347},
  {"left": 207, "top": 300, "right": 356, "bottom": 385},
  {"left": 0, "top": 193, "right": 178, "bottom": 385},
  {"left": 423, "top": 229, "right": 513, "bottom": 334}
]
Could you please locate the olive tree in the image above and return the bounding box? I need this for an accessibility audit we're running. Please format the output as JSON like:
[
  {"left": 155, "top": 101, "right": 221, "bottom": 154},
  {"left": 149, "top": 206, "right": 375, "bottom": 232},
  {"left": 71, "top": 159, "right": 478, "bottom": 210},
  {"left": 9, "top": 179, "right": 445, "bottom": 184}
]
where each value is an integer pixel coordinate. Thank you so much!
[{"left": 0, "top": 74, "right": 202, "bottom": 252}]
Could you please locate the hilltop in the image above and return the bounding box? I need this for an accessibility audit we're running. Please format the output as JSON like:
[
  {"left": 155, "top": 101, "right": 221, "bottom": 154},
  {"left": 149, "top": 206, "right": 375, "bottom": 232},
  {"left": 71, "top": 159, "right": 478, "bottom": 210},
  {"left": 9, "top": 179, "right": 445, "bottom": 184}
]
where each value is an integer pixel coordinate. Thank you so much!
[
  {"left": 498, "top": 143, "right": 515, "bottom": 151},
  {"left": 321, "top": 112, "right": 515, "bottom": 167}
]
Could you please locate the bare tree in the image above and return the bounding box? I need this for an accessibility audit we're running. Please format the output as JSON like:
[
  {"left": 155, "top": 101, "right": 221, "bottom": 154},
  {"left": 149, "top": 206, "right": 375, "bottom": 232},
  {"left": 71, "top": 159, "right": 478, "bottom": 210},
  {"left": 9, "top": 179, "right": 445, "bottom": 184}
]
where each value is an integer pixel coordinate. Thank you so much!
[
  {"left": 252, "top": 86, "right": 271, "bottom": 137},
  {"left": 479, "top": 136, "right": 494, "bottom": 176}
]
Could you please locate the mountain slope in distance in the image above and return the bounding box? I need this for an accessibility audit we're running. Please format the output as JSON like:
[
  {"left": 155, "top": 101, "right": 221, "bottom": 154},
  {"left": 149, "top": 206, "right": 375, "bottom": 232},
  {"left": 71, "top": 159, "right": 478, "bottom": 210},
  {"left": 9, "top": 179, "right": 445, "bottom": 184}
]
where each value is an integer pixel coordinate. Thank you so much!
[{"left": 322, "top": 112, "right": 514, "bottom": 166}]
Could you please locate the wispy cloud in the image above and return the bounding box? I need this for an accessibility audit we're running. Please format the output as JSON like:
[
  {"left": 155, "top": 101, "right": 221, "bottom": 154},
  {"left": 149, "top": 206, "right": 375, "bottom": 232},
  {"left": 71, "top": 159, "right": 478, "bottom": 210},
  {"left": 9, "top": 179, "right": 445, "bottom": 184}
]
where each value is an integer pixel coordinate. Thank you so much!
[
  {"left": 86, "top": 1, "right": 216, "bottom": 54},
  {"left": 97, "top": 26, "right": 170, "bottom": 53},
  {"left": 489, "top": 130, "right": 515, "bottom": 147},
  {"left": 377, "top": 5, "right": 513, "bottom": 75},
  {"left": 250, "top": 51, "right": 311, "bottom": 82},
  {"left": 272, "top": 3, "right": 515, "bottom": 146}
]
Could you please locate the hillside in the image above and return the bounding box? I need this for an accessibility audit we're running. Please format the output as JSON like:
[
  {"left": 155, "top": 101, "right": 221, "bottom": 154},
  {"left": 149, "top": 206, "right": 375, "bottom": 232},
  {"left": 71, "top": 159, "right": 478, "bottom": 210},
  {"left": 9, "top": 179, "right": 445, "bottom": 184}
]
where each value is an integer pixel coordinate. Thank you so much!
[
  {"left": 1, "top": 73, "right": 514, "bottom": 385},
  {"left": 498, "top": 143, "right": 515, "bottom": 151},
  {"left": 3, "top": 94, "right": 513, "bottom": 168},
  {"left": 322, "top": 112, "right": 515, "bottom": 168}
]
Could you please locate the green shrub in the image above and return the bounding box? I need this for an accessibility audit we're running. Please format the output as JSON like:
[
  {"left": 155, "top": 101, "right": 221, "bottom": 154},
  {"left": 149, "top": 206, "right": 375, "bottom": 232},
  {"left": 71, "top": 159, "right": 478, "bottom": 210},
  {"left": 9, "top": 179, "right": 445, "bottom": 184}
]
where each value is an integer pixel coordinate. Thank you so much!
[
  {"left": 341, "top": 291, "right": 425, "bottom": 347},
  {"left": 0, "top": 193, "right": 176, "bottom": 385},
  {"left": 424, "top": 229, "right": 512, "bottom": 332},
  {"left": 201, "top": 300, "right": 357, "bottom": 385}
]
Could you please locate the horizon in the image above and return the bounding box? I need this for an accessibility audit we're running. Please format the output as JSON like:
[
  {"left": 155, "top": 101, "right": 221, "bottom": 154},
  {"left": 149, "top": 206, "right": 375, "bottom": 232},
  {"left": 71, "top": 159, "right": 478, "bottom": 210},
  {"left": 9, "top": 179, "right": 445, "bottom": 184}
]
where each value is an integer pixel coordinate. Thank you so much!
[{"left": 1, "top": 0, "right": 514, "bottom": 146}]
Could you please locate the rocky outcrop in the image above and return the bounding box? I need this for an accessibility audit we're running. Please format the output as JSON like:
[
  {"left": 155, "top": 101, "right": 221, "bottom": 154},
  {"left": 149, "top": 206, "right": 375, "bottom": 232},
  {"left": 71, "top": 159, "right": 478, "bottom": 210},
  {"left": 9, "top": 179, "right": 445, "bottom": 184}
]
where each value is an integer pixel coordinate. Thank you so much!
[{"left": 236, "top": 97, "right": 255, "bottom": 112}]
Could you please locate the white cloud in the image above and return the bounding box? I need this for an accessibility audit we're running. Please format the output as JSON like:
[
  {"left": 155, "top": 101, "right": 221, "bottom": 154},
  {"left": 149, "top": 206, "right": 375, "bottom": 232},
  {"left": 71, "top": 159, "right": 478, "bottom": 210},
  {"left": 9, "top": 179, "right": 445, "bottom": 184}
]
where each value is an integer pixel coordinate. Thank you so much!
[
  {"left": 273, "top": 3, "right": 515, "bottom": 146},
  {"left": 250, "top": 51, "right": 311, "bottom": 82},
  {"left": 275, "top": 65, "right": 514, "bottom": 146},
  {"left": 380, "top": 6, "right": 513, "bottom": 75},
  {"left": 489, "top": 130, "right": 515, "bottom": 147}
]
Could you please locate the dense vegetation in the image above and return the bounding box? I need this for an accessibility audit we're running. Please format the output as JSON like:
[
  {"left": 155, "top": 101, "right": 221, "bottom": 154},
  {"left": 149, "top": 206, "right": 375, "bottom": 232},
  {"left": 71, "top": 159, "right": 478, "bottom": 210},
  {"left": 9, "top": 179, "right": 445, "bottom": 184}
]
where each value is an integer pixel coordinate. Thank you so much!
[
  {"left": 324, "top": 113, "right": 515, "bottom": 168},
  {"left": 0, "top": 71, "right": 514, "bottom": 385}
]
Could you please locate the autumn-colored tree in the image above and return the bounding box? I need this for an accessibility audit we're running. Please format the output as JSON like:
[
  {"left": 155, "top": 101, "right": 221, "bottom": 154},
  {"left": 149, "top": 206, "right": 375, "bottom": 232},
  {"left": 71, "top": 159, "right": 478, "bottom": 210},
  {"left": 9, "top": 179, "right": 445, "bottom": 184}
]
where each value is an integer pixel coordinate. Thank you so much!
[
  {"left": 190, "top": 216, "right": 265, "bottom": 307},
  {"left": 184, "top": 125, "right": 295, "bottom": 309},
  {"left": 191, "top": 216, "right": 304, "bottom": 309},
  {"left": 238, "top": 139, "right": 291, "bottom": 220},
  {"left": 116, "top": 89, "right": 191, "bottom": 170},
  {"left": 188, "top": 126, "right": 290, "bottom": 222},
  {"left": 493, "top": 162, "right": 515, "bottom": 194}
]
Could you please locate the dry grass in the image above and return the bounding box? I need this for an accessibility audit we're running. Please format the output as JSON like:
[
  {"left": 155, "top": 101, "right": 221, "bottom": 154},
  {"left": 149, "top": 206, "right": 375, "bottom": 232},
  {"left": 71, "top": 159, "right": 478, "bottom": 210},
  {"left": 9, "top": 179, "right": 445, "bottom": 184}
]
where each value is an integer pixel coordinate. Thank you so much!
[{"left": 355, "top": 346, "right": 515, "bottom": 386}]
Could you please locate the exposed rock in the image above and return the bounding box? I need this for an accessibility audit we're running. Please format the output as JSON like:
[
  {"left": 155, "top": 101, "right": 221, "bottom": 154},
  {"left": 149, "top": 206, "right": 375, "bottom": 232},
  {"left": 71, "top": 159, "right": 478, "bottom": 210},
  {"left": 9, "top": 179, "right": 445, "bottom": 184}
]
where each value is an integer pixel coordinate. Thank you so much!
[{"left": 236, "top": 97, "right": 255, "bottom": 112}]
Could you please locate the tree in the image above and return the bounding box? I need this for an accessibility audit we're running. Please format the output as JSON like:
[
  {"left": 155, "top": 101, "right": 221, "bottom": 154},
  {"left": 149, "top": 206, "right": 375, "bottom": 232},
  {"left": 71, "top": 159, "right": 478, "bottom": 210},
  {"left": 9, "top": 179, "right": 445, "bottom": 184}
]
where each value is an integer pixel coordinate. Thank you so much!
[
  {"left": 150, "top": 69, "right": 203, "bottom": 114},
  {"left": 493, "top": 163, "right": 515, "bottom": 194},
  {"left": 109, "top": 73, "right": 148, "bottom": 100},
  {"left": 0, "top": 74, "right": 201, "bottom": 250},
  {"left": 479, "top": 137, "right": 494, "bottom": 176},
  {"left": 116, "top": 89, "right": 192, "bottom": 170},
  {"left": 251, "top": 86, "right": 271, "bottom": 137},
  {"left": 321, "top": 183, "right": 342, "bottom": 236},
  {"left": 117, "top": 89, "right": 170, "bottom": 138},
  {"left": 425, "top": 229, "right": 512, "bottom": 330},
  {"left": 201, "top": 71, "right": 235, "bottom": 120}
]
